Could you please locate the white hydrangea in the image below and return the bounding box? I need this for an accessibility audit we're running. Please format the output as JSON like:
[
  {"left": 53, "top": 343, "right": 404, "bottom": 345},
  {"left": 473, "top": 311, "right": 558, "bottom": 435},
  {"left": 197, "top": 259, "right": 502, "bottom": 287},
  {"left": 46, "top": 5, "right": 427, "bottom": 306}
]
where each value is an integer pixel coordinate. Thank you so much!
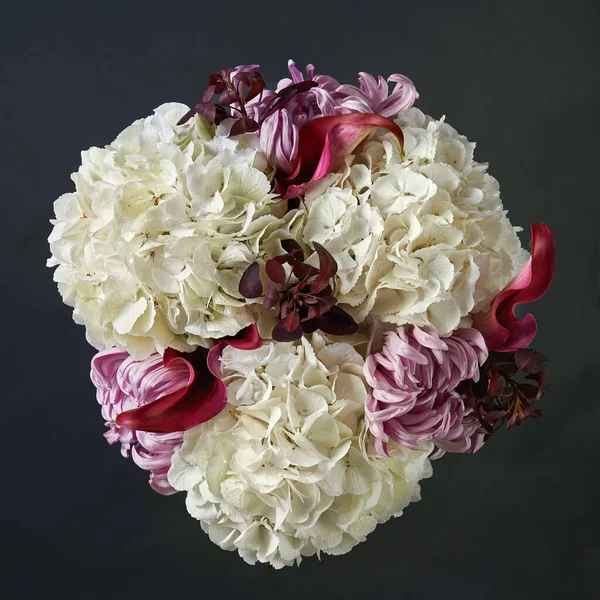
[
  {"left": 47, "top": 105, "right": 286, "bottom": 357},
  {"left": 168, "top": 334, "right": 432, "bottom": 568},
  {"left": 302, "top": 108, "right": 528, "bottom": 335}
]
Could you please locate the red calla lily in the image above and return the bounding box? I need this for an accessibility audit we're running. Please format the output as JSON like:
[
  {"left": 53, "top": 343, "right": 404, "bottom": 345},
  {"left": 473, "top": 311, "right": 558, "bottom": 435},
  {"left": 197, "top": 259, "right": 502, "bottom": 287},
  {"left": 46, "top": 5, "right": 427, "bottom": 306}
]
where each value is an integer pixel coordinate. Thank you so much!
[
  {"left": 278, "top": 113, "right": 404, "bottom": 199},
  {"left": 115, "top": 324, "right": 261, "bottom": 433},
  {"left": 473, "top": 224, "right": 555, "bottom": 352}
]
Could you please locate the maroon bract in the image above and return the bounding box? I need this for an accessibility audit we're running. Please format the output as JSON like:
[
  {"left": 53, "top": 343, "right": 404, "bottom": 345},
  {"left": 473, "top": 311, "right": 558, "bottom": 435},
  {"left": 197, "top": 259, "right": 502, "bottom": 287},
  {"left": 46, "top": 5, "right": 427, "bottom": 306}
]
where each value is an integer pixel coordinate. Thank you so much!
[{"left": 239, "top": 240, "right": 358, "bottom": 342}]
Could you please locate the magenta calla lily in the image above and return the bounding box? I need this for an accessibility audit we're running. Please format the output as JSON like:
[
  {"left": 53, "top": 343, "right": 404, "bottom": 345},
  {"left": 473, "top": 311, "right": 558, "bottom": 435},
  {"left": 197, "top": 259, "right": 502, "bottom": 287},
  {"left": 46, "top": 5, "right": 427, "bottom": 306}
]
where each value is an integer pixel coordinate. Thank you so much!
[
  {"left": 473, "top": 223, "right": 555, "bottom": 352},
  {"left": 115, "top": 325, "right": 261, "bottom": 433},
  {"left": 278, "top": 113, "right": 404, "bottom": 199}
]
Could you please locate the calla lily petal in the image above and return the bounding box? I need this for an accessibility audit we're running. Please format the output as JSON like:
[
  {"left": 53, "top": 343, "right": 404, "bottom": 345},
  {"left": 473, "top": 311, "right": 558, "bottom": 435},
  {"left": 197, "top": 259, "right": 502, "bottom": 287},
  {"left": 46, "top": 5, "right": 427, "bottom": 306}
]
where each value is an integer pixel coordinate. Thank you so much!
[
  {"left": 473, "top": 223, "right": 555, "bottom": 351},
  {"left": 221, "top": 323, "right": 261, "bottom": 349},
  {"left": 115, "top": 325, "right": 261, "bottom": 433},
  {"left": 278, "top": 113, "right": 404, "bottom": 199},
  {"left": 114, "top": 349, "right": 225, "bottom": 433}
]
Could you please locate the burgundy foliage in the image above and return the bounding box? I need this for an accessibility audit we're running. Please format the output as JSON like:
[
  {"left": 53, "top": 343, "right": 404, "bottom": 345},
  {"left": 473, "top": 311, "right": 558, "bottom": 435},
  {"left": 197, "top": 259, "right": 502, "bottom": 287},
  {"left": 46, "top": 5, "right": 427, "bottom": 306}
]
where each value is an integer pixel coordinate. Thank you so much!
[
  {"left": 177, "top": 66, "right": 317, "bottom": 138},
  {"left": 239, "top": 240, "right": 358, "bottom": 342},
  {"left": 466, "top": 348, "right": 548, "bottom": 444}
]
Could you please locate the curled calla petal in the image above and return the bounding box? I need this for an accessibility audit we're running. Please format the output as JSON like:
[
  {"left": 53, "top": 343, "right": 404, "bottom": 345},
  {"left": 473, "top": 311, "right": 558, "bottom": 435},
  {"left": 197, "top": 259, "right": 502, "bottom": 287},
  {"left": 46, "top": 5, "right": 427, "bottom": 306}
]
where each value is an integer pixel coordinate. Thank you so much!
[
  {"left": 278, "top": 113, "right": 404, "bottom": 199},
  {"left": 219, "top": 323, "right": 261, "bottom": 350},
  {"left": 115, "top": 325, "right": 261, "bottom": 433},
  {"left": 114, "top": 348, "right": 225, "bottom": 433},
  {"left": 472, "top": 223, "right": 555, "bottom": 351}
]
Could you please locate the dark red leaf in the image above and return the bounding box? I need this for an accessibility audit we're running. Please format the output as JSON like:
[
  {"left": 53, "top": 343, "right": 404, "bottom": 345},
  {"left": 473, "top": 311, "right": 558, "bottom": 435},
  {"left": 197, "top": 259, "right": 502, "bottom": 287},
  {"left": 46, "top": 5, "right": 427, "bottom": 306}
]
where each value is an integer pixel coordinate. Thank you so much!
[
  {"left": 517, "top": 383, "right": 543, "bottom": 403},
  {"left": 286, "top": 310, "right": 300, "bottom": 333},
  {"left": 239, "top": 262, "right": 263, "bottom": 298},
  {"left": 260, "top": 81, "right": 318, "bottom": 122},
  {"left": 515, "top": 348, "right": 548, "bottom": 374},
  {"left": 266, "top": 259, "right": 287, "bottom": 284},
  {"left": 229, "top": 117, "right": 259, "bottom": 137},
  {"left": 240, "top": 72, "right": 266, "bottom": 102},
  {"left": 485, "top": 409, "right": 508, "bottom": 420},
  {"left": 202, "top": 85, "right": 216, "bottom": 103},
  {"left": 318, "top": 295, "right": 337, "bottom": 314},
  {"left": 313, "top": 243, "right": 338, "bottom": 278},
  {"left": 273, "top": 319, "right": 302, "bottom": 342},
  {"left": 263, "top": 284, "right": 280, "bottom": 309},
  {"left": 305, "top": 306, "right": 320, "bottom": 321},
  {"left": 292, "top": 261, "right": 318, "bottom": 280},
  {"left": 317, "top": 306, "right": 358, "bottom": 336},
  {"left": 301, "top": 318, "right": 320, "bottom": 333},
  {"left": 309, "top": 274, "right": 331, "bottom": 294},
  {"left": 178, "top": 102, "right": 217, "bottom": 125},
  {"left": 489, "top": 370, "right": 504, "bottom": 397},
  {"left": 506, "top": 411, "right": 520, "bottom": 429},
  {"left": 525, "top": 374, "right": 546, "bottom": 403},
  {"left": 526, "top": 407, "right": 543, "bottom": 419},
  {"left": 281, "top": 239, "right": 305, "bottom": 261},
  {"left": 219, "top": 89, "right": 239, "bottom": 105},
  {"left": 487, "top": 352, "right": 518, "bottom": 376},
  {"left": 209, "top": 72, "right": 228, "bottom": 93},
  {"left": 177, "top": 110, "right": 195, "bottom": 125},
  {"left": 270, "top": 255, "right": 289, "bottom": 266},
  {"left": 181, "top": 103, "right": 228, "bottom": 125},
  {"left": 280, "top": 301, "right": 289, "bottom": 319}
]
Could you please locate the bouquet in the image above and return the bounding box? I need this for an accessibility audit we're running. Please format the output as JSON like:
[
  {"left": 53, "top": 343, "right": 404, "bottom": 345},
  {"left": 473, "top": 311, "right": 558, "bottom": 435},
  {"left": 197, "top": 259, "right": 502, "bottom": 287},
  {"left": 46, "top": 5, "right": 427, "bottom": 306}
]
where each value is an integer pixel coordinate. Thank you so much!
[{"left": 47, "top": 60, "right": 555, "bottom": 568}]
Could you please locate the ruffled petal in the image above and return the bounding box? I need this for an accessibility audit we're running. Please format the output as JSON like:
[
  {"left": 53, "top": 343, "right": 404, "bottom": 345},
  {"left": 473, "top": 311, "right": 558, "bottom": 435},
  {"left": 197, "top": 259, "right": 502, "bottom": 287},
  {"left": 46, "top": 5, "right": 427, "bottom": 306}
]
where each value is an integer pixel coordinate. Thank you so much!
[
  {"left": 473, "top": 224, "right": 555, "bottom": 351},
  {"left": 115, "top": 325, "right": 261, "bottom": 433},
  {"left": 278, "top": 113, "right": 404, "bottom": 199}
]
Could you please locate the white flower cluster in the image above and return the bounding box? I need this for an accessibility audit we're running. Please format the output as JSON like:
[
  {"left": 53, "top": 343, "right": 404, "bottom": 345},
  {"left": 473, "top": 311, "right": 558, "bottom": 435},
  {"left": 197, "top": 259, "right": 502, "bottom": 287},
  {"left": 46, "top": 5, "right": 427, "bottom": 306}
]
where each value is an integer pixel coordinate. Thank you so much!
[
  {"left": 303, "top": 108, "right": 527, "bottom": 335},
  {"left": 48, "top": 104, "right": 285, "bottom": 357},
  {"left": 48, "top": 98, "right": 526, "bottom": 567},
  {"left": 168, "top": 334, "right": 432, "bottom": 568},
  {"left": 48, "top": 104, "right": 525, "bottom": 355}
]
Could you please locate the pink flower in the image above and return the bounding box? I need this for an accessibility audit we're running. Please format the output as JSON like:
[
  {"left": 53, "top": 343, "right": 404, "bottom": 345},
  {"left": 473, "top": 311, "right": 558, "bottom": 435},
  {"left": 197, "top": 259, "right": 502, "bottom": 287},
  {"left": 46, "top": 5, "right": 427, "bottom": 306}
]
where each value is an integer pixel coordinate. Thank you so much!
[
  {"left": 365, "top": 326, "right": 488, "bottom": 457},
  {"left": 473, "top": 223, "right": 555, "bottom": 352},
  {"left": 113, "top": 325, "right": 260, "bottom": 433},
  {"left": 278, "top": 112, "right": 405, "bottom": 199},
  {"left": 247, "top": 60, "right": 418, "bottom": 178},
  {"left": 336, "top": 72, "right": 419, "bottom": 117},
  {"left": 91, "top": 349, "right": 189, "bottom": 495},
  {"left": 91, "top": 325, "right": 261, "bottom": 495}
]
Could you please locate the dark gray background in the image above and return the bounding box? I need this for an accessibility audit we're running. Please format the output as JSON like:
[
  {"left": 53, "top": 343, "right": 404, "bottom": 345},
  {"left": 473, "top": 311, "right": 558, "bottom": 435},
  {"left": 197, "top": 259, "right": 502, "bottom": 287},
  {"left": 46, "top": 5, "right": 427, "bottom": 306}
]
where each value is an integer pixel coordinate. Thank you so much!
[{"left": 2, "top": 0, "right": 598, "bottom": 598}]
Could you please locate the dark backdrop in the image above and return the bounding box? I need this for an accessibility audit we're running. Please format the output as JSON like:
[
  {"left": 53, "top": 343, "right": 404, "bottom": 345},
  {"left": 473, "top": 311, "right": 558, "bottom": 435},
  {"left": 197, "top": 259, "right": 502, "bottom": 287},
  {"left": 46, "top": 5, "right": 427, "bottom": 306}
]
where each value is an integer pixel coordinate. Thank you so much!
[{"left": 2, "top": 1, "right": 598, "bottom": 598}]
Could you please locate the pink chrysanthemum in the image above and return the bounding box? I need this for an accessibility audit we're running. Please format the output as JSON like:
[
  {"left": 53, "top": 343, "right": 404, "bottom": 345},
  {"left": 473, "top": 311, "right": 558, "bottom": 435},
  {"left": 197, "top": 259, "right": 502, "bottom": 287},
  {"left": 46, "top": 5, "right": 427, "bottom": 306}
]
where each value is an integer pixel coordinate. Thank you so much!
[
  {"left": 246, "top": 60, "right": 418, "bottom": 175},
  {"left": 91, "top": 349, "right": 189, "bottom": 495},
  {"left": 365, "top": 326, "right": 488, "bottom": 457}
]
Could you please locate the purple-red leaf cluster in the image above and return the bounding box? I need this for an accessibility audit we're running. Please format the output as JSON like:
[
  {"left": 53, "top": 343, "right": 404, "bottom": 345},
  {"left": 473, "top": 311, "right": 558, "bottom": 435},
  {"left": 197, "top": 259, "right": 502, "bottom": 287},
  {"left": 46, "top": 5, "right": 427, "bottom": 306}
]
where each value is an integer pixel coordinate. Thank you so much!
[
  {"left": 178, "top": 66, "right": 266, "bottom": 131},
  {"left": 238, "top": 241, "right": 358, "bottom": 342},
  {"left": 467, "top": 348, "right": 548, "bottom": 443},
  {"left": 177, "top": 66, "right": 317, "bottom": 140}
]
